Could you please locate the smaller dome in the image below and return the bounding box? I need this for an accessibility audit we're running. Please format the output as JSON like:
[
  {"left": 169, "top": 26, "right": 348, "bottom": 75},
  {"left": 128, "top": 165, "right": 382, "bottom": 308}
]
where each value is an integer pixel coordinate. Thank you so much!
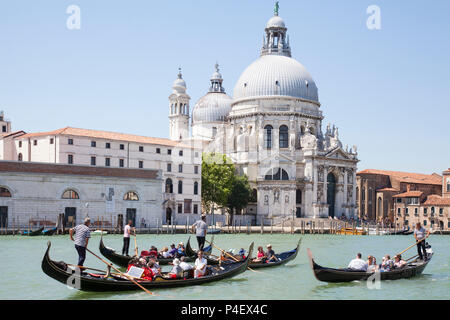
[
  {"left": 266, "top": 15, "right": 285, "bottom": 29},
  {"left": 192, "top": 92, "right": 232, "bottom": 123},
  {"left": 172, "top": 69, "right": 186, "bottom": 94}
]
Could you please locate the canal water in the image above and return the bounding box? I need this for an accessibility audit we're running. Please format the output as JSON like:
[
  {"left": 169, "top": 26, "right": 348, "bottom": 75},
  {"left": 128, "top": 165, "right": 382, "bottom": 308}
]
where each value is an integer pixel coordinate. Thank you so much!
[{"left": 0, "top": 234, "right": 448, "bottom": 300}]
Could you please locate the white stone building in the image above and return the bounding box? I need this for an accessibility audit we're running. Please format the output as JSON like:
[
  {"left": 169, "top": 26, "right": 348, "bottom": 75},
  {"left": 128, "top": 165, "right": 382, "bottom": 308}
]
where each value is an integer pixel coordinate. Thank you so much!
[
  {"left": 187, "top": 10, "right": 359, "bottom": 221},
  {"left": 0, "top": 161, "right": 162, "bottom": 229}
]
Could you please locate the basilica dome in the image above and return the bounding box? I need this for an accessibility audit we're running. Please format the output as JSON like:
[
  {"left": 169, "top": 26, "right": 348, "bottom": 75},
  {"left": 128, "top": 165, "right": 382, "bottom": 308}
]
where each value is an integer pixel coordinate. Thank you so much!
[
  {"left": 233, "top": 55, "right": 318, "bottom": 102},
  {"left": 233, "top": 12, "right": 319, "bottom": 103},
  {"left": 192, "top": 64, "right": 232, "bottom": 124}
]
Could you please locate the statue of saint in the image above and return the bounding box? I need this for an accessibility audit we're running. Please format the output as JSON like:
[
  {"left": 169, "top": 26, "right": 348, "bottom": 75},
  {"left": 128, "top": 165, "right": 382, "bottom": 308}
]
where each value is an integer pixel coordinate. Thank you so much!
[{"left": 274, "top": 1, "right": 279, "bottom": 16}]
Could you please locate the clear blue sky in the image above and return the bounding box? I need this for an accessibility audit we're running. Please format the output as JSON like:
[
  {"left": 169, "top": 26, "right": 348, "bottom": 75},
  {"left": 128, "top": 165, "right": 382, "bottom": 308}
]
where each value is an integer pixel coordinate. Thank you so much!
[{"left": 1, "top": 0, "right": 449, "bottom": 175}]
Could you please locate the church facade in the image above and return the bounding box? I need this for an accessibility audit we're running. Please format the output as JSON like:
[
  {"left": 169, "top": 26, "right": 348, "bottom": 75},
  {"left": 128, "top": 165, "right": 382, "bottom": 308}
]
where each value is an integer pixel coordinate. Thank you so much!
[{"left": 173, "top": 9, "right": 359, "bottom": 221}]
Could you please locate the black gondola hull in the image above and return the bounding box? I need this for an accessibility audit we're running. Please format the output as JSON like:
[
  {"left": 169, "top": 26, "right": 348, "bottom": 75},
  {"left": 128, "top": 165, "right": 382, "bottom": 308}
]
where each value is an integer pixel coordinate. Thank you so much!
[
  {"left": 42, "top": 241, "right": 253, "bottom": 292},
  {"left": 308, "top": 248, "right": 433, "bottom": 283}
]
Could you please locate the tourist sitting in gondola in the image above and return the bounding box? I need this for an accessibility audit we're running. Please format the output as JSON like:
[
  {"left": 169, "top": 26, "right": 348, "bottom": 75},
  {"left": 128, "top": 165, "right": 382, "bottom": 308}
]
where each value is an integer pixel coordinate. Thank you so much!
[
  {"left": 347, "top": 253, "right": 368, "bottom": 271},
  {"left": 238, "top": 248, "right": 246, "bottom": 259},
  {"left": 251, "top": 246, "right": 266, "bottom": 263},
  {"left": 169, "top": 243, "right": 177, "bottom": 257},
  {"left": 167, "top": 258, "right": 183, "bottom": 279},
  {"left": 125, "top": 258, "right": 154, "bottom": 281},
  {"left": 393, "top": 254, "right": 406, "bottom": 269},
  {"left": 147, "top": 259, "right": 162, "bottom": 277},
  {"left": 266, "top": 244, "right": 278, "bottom": 263},
  {"left": 366, "top": 255, "right": 378, "bottom": 272},
  {"left": 148, "top": 246, "right": 158, "bottom": 258},
  {"left": 176, "top": 242, "right": 186, "bottom": 257},
  {"left": 380, "top": 254, "right": 394, "bottom": 272},
  {"left": 194, "top": 251, "right": 207, "bottom": 278},
  {"left": 179, "top": 256, "right": 193, "bottom": 271},
  {"left": 160, "top": 246, "right": 172, "bottom": 258}
]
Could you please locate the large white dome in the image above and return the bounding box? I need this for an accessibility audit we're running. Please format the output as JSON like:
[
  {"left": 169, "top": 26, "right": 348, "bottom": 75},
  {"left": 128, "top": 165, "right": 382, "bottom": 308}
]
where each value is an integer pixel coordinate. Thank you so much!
[
  {"left": 192, "top": 92, "right": 232, "bottom": 123},
  {"left": 233, "top": 55, "right": 319, "bottom": 102}
]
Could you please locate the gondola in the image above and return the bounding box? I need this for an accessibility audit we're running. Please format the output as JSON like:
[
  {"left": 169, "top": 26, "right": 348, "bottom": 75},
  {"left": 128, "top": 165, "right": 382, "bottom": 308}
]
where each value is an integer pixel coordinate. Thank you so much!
[
  {"left": 21, "top": 227, "right": 44, "bottom": 236},
  {"left": 99, "top": 236, "right": 213, "bottom": 268},
  {"left": 249, "top": 238, "right": 301, "bottom": 268},
  {"left": 41, "top": 241, "right": 253, "bottom": 292},
  {"left": 307, "top": 245, "right": 433, "bottom": 283},
  {"left": 42, "top": 227, "right": 57, "bottom": 236},
  {"left": 205, "top": 239, "right": 301, "bottom": 268},
  {"left": 185, "top": 235, "right": 214, "bottom": 257}
]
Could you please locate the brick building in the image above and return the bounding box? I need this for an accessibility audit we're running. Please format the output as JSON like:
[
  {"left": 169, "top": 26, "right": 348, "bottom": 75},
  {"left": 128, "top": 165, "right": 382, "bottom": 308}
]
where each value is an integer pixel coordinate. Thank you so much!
[
  {"left": 356, "top": 169, "right": 442, "bottom": 223},
  {"left": 393, "top": 169, "right": 450, "bottom": 231}
]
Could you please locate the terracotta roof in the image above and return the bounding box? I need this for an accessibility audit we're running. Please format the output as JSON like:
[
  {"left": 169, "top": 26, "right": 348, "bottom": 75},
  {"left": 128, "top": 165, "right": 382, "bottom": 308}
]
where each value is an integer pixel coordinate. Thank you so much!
[
  {"left": 18, "top": 127, "right": 194, "bottom": 149},
  {"left": 392, "top": 191, "right": 423, "bottom": 198},
  {"left": 357, "top": 169, "right": 442, "bottom": 185},
  {"left": 0, "top": 161, "right": 160, "bottom": 180},
  {"left": 376, "top": 187, "right": 399, "bottom": 192},
  {"left": 423, "top": 194, "right": 450, "bottom": 206}
]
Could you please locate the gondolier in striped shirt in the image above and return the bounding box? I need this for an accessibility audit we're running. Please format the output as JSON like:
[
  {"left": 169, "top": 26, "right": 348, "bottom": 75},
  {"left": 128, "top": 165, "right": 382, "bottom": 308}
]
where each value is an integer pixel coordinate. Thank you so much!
[{"left": 69, "top": 217, "right": 91, "bottom": 266}]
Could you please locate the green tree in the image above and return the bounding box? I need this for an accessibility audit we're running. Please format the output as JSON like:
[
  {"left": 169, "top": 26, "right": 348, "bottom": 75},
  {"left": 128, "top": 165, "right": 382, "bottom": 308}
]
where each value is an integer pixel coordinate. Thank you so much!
[
  {"left": 226, "top": 174, "right": 252, "bottom": 224},
  {"left": 201, "top": 153, "right": 235, "bottom": 213}
]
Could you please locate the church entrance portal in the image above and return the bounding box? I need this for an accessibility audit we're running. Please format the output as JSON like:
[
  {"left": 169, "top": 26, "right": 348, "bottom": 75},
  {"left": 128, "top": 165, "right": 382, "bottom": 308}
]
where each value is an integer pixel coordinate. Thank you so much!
[{"left": 327, "top": 173, "right": 336, "bottom": 218}]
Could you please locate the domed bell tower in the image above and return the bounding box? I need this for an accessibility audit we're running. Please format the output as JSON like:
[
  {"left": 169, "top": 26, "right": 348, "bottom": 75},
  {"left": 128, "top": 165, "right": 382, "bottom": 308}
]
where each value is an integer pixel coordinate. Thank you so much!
[
  {"left": 169, "top": 68, "right": 190, "bottom": 141},
  {"left": 261, "top": 2, "right": 291, "bottom": 57}
]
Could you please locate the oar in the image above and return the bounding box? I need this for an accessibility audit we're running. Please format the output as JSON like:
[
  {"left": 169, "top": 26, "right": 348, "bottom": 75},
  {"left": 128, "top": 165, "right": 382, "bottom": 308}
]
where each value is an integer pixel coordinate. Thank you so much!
[
  {"left": 85, "top": 247, "right": 155, "bottom": 296},
  {"left": 205, "top": 240, "right": 262, "bottom": 274},
  {"left": 393, "top": 237, "right": 428, "bottom": 258},
  {"left": 134, "top": 232, "right": 139, "bottom": 258}
]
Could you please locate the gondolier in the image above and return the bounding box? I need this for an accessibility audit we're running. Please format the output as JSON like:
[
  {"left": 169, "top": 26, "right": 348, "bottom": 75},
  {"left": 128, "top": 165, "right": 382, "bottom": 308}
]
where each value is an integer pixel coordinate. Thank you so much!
[
  {"left": 69, "top": 217, "right": 91, "bottom": 266},
  {"left": 122, "top": 220, "right": 135, "bottom": 256},
  {"left": 192, "top": 215, "right": 207, "bottom": 251},
  {"left": 414, "top": 222, "right": 430, "bottom": 261}
]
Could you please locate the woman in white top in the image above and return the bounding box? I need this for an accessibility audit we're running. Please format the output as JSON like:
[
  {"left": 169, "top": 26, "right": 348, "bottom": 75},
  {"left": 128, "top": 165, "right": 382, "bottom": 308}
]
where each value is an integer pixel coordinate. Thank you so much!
[
  {"left": 194, "top": 251, "right": 207, "bottom": 278},
  {"left": 366, "top": 255, "right": 378, "bottom": 272}
]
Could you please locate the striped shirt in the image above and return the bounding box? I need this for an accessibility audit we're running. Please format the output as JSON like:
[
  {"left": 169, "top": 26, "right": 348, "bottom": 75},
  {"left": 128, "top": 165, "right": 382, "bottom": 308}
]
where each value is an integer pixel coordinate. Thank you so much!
[{"left": 73, "top": 224, "right": 91, "bottom": 247}]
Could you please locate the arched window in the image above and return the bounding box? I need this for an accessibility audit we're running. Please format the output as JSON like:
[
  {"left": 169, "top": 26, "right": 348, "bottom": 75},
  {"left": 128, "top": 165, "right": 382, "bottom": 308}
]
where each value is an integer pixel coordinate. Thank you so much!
[
  {"left": 165, "top": 179, "right": 173, "bottom": 193},
  {"left": 62, "top": 189, "right": 79, "bottom": 199},
  {"left": 124, "top": 191, "right": 139, "bottom": 201},
  {"left": 178, "top": 180, "right": 183, "bottom": 194},
  {"left": 194, "top": 181, "right": 198, "bottom": 195},
  {"left": 18, "top": 153, "right": 23, "bottom": 161},
  {"left": 264, "top": 125, "right": 273, "bottom": 149},
  {"left": 0, "top": 187, "right": 12, "bottom": 197},
  {"left": 279, "top": 125, "right": 289, "bottom": 148},
  {"left": 264, "top": 168, "right": 289, "bottom": 181}
]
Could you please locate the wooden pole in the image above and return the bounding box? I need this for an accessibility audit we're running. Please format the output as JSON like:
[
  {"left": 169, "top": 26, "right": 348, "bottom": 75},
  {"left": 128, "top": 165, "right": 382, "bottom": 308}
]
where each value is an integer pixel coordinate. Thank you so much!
[{"left": 85, "top": 247, "right": 155, "bottom": 296}]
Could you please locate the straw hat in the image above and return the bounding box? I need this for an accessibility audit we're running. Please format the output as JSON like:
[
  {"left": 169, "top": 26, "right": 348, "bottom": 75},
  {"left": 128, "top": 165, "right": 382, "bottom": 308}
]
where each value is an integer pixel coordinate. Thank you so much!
[
  {"left": 179, "top": 242, "right": 184, "bottom": 246},
  {"left": 267, "top": 244, "right": 272, "bottom": 248},
  {"left": 173, "top": 258, "right": 180, "bottom": 266}
]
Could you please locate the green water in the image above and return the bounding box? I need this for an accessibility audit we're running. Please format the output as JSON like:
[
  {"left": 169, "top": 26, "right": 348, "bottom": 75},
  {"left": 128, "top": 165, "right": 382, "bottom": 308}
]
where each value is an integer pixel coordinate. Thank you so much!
[{"left": 0, "top": 234, "right": 448, "bottom": 300}]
